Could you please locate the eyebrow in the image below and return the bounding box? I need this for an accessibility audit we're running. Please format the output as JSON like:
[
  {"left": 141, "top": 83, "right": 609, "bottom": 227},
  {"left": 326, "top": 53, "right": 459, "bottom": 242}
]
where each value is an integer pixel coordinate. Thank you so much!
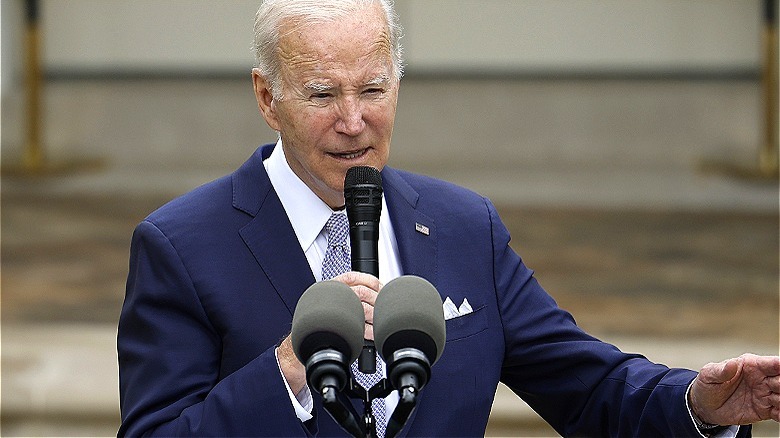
[
  {"left": 303, "top": 81, "right": 334, "bottom": 93},
  {"left": 366, "top": 74, "right": 391, "bottom": 86},
  {"left": 303, "top": 74, "right": 391, "bottom": 94}
]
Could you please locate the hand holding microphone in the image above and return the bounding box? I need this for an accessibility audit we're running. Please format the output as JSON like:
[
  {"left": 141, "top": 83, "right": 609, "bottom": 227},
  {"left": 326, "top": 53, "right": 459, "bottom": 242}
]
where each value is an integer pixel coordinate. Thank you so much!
[
  {"left": 290, "top": 166, "right": 446, "bottom": 437},
  {"left": 328, "top": 271, "right": 382, "bottom": 341},
  {"left": 291, "top": 275, "right": 446, "bottom": 438}
]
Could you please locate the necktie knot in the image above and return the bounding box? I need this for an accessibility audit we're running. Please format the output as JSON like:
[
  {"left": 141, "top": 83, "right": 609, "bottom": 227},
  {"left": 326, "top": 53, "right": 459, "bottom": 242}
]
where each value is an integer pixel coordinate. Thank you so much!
[{"left": 325, "top": 212, "right": 349, "bottom": 248}]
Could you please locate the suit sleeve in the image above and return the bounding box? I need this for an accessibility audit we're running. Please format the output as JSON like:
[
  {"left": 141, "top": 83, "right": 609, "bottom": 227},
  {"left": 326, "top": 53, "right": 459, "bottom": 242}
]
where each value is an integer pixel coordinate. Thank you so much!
[
  {"left": 118, "top": 220, "right": 311, "bottom": 437},
  {"left": 484, "top": 199, "right": 750, "bottom": 437}
]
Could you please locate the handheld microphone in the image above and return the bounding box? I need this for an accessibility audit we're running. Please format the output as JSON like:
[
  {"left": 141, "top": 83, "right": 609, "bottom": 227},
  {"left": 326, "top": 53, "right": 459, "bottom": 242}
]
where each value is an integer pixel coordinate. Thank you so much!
[
  {"left": 373, "top": 275, "right": 446, "bottom": 438},
  {"left": 344, "top": 166, "right": 382, "bottom": 276},
  {"left": 344, "top": 166, "right": 383, "bottom": 374}
]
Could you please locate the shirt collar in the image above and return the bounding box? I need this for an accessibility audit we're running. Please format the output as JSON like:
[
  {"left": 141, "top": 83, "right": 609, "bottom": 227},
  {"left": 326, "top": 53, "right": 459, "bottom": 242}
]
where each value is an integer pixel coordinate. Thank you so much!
[{"left": 264, "top": 139, "right": 336, "bottom": 252}]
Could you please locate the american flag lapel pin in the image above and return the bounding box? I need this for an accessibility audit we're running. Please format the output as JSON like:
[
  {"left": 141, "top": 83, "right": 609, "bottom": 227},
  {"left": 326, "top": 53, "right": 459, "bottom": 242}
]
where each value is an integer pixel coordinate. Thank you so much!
[{"left": 415, "top": 222, "right": 430, "bottom": 236}]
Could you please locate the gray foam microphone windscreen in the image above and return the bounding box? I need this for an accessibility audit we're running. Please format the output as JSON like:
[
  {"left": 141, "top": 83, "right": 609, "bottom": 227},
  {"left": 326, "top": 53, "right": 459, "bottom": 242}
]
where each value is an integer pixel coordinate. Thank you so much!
[
  {"left": 373, "top": 275, "right": 446, "bottom": 365},
  {"left": 291, "top": 281, "right": 365, "bottom": 364}
]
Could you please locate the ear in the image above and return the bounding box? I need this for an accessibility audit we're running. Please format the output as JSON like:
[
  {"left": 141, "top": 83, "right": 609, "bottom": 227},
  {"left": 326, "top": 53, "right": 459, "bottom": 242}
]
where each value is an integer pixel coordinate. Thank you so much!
[{"left": 252, "top": 68, "right": 281, "bottom": 131}]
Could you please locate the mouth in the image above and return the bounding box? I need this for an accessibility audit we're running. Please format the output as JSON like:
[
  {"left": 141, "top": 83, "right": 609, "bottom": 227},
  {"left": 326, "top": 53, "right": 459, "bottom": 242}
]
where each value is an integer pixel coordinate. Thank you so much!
[{"left": 328, "top": 148, "right": 369, "bottom": 160}]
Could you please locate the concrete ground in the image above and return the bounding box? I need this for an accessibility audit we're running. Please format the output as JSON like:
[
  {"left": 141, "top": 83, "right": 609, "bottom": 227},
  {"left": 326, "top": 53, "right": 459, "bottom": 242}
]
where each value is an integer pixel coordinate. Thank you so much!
[{"left": 2, "top": 77, "right": 779, "bottom": 436}]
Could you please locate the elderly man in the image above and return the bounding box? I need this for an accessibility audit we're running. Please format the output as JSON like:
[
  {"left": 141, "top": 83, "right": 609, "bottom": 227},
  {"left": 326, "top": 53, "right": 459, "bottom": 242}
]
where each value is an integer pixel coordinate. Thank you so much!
[{"left": 118, "top": 0, "right": 780, "bottom": 436}]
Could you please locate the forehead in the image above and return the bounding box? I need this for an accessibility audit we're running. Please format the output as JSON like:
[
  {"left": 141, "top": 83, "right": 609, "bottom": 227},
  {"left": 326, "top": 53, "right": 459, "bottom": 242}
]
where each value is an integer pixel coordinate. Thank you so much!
[{"left": 276, "top": 5, "right": 394, "bottom": 84}]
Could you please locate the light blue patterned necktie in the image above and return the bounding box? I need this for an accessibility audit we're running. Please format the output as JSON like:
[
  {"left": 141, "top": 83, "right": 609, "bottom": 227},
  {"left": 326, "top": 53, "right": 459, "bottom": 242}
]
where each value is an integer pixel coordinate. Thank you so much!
[
  {"left": 322, "top": 213, "right": 351, "bottom": 281},
  {"left": 322, "top": 212, "right": 387, "bottom": 437}
]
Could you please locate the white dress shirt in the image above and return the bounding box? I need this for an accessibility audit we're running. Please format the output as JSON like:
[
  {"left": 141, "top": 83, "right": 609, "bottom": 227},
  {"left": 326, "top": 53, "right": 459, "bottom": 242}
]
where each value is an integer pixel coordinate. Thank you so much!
[{"left": 265, "top": 139, "right": 402, "bottom": 423}]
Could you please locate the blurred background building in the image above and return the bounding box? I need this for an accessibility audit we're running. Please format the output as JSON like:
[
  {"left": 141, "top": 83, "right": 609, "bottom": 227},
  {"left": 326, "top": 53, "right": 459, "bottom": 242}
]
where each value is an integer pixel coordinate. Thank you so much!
[{"left": 1, "top": 0, "right": 778, "bottom": 436}]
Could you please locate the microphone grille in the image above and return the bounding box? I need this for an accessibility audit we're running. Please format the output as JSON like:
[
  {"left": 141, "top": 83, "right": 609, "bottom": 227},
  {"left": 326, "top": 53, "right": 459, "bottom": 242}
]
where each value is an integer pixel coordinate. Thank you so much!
[
  {"left": 291, "top": 281, "right": 365, "bottom": 364},
  {"left": 345, "top": 166, "right": 382, "bottom": 189},
  {"left": 374, "top": 275, "right": 446, "bottom": 365}
]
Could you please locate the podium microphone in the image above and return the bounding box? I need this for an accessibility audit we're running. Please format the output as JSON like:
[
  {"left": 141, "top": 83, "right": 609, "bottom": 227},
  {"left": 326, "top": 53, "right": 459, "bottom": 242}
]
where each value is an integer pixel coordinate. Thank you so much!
[
  {"left": 344, "top": 166, "right": 383, "bottom": 374},
  {"left": 374, "top": 275, "right": 447, "bottom": 437},
  {"left": 291, "top": 281, "right": 366, "bottom": 437}
]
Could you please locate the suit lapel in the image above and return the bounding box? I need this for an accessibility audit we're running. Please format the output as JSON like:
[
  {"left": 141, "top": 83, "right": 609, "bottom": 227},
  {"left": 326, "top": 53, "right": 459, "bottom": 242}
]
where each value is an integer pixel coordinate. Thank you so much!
[
  {"left": 383, "top": 167, "right": 437, "bottom": 283},
  {"left": 234, "top": 145, "right": 315, "bottom": 316},
  {"left": 382, "top": 167, "right": 437, "bottom": 436}
]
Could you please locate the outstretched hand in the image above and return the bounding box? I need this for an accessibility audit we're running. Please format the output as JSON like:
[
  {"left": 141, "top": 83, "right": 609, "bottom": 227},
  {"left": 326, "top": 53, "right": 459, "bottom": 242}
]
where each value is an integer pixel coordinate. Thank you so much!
[{"left": 689, "top": 354, "right": 780, "bottom": 426}]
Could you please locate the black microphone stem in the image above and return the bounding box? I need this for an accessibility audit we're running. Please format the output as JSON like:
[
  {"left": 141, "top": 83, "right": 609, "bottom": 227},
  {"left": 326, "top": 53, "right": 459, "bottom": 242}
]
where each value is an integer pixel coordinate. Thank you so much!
[
  {"left": 321, "top": 385, "right": 364, "bottom": 438},
  {"left": 384, "top": 386, "right": 418, "bottom": 438}
]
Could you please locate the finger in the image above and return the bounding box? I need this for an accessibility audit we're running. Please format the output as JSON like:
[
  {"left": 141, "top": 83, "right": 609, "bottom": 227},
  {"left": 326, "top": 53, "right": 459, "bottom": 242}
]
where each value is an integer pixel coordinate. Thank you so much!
[
  {"left": 332, "top": 271, "right": 382, "bottom": 291},
  {"left": 362, "top": 301, "right": 374, "bottom": 324},
  {"left": 352, "top": 285, "right": 379, "bottom": 306},
  {"left": 750, "top": 354, "right": 780, "bottom": 377},
  {"left": 770, "top": 392, "right": 780, "bottom": 407},
  {"left": 766, "top": 392, "right": 780, "bottom": 422},
  {"left": 361, "top": 301, "right": 375, "bottom": 341},
  {"left": 769, "top": 375, "right": 780, "bottom": 394}
]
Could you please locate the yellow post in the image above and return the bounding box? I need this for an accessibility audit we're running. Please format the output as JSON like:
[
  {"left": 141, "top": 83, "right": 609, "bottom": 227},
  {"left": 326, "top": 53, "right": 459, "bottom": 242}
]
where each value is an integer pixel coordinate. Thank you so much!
[
  {"left": 3, "top": 0, "right": 103, "bottom": 177},
  {"left": 759, "top": 0, "right": 778, "bottom": 177},
  {"left": 22, "top": 0, "right": 44, "bottom": 172},
  {"left": 699, "top": 0, "right": 779, "bottom": 181}
]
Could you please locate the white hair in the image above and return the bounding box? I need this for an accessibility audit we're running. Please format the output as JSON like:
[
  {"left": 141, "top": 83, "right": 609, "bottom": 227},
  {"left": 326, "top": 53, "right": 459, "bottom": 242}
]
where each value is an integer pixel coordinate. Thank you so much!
[{"left": 252, "top": 0, "right": 405, "bottom": 99}]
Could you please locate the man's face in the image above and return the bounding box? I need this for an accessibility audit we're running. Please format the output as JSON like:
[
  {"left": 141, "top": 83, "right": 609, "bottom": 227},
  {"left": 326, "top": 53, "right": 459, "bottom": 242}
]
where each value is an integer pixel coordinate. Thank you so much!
[{"left": 253, "top": 3, "right": 399, "bottom": 208}]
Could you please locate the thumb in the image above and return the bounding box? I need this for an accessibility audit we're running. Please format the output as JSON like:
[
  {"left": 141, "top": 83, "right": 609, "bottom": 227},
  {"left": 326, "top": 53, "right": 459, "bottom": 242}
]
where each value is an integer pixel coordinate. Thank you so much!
[
  {"left": 700, "top": 358, "right": 740, "bottom": 386},
  {"left": 690, "top": 358, "right": 742, "bottom": 424}
]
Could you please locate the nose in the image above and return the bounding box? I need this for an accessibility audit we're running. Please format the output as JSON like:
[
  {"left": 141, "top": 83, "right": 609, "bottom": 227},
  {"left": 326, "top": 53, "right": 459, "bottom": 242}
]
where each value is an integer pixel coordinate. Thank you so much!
[{"left": 334, "top": 97, "right": 366, "bottom": 136}]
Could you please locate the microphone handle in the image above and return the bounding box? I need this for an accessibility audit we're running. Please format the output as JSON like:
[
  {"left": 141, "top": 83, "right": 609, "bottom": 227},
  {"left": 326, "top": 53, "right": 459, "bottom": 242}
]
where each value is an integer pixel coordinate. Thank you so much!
[
  {"left": 357, "top": 255, "right": 377, "bottom": 374},
  {"left": 354, "top": 257, "right": 377, "bottom": 374},
  {"left": 350, "top": 223, "right": 380, "bottom": 374},
  {"left": 352, "top": 259, "right": 379, "bottom": 275},
  {"left": 358, "top": 342, "right": 376, "bottom": 374}
]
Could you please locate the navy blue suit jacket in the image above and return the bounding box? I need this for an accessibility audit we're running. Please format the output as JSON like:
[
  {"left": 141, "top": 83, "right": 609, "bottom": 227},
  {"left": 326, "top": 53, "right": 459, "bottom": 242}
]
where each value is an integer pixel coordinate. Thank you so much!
[{"left": 118, "top": 144, "right": 742, "bottom": 436}]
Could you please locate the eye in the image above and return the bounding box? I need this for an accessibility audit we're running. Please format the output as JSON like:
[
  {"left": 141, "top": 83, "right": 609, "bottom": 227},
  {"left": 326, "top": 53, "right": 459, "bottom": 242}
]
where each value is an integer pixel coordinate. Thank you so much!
[
  {"left": 362, "top": 88, "right": 385, "bottom": 96},
  {"left": 309, "top": 92, "right": 335, "bottom": 105}
]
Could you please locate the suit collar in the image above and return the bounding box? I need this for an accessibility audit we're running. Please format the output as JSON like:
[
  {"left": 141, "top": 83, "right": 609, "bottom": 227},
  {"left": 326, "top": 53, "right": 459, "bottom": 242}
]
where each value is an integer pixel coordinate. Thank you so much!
[
  {"left": 233, "top": 144, "right": 316, "bottom": 315},
  {"left": 232, "top": 144, "right": 274, "bottom": 217},
  {"left": 382, "top": 167, "right": 437, "bottom": 284}
]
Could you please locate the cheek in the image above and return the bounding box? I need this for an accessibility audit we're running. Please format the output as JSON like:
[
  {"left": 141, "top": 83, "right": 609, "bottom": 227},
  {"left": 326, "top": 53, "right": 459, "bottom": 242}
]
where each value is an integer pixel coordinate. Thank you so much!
[
  {"left": 366, "top": 107, "right": 397, "bottom": 146},
  {"left": 298, "top": 111, "right": 337, "bottom": 140},
  {"left": 281, "top": 113, "right": 330, "bottom": 152},
  {"left": 370, "top": 96, "right": 398, "bottom": 127}
]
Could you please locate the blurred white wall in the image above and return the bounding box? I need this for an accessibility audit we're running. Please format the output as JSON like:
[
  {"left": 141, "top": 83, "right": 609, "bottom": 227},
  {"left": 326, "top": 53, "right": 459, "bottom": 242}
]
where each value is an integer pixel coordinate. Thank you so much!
[
  {"left": 400, "top": 0, "right": 761, "bottom": 75},
  {"left": 1, "top": 0, "right": 763, "bottom": 79},
  {"left": 0, "top": 0, "right": 769, "bottom": 206},
  {"left": 1, "top": 0, "right": 23, "bottom": 98}
]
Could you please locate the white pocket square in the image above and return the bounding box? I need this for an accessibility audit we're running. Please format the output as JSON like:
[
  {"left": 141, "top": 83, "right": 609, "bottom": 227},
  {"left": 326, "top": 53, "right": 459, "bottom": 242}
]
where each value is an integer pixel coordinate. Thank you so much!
[{"left": 442, "top": 297, "right": 474, "bottom": 320}]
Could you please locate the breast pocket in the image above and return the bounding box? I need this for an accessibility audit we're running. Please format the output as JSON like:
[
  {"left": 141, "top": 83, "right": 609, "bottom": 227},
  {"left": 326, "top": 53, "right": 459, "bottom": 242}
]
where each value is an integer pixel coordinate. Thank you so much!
[{"left": 445, "top": 305, "right": 488, "bottom": 342}]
